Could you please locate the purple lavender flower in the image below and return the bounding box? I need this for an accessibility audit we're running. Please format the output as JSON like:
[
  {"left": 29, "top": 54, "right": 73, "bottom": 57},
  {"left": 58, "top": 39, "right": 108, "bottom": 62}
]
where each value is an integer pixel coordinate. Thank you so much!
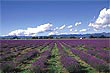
[
  {"left": 71, "top": 49, "right": 109, "bottom": 72},
  {"left": 0, "top": 61, "right": 16, "bottom": 73},
  {"left": 16, "top": 49, "right": 39, "bottom": 63},
  {"left": 60, "top": 56, "right": 81, "bottom": 72}
]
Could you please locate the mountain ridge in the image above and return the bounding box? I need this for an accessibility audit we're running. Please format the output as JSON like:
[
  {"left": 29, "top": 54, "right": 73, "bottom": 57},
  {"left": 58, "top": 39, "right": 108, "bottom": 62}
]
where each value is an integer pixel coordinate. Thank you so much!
[{"left": 0, "top": 32, "right": 110, "bottom": 39}]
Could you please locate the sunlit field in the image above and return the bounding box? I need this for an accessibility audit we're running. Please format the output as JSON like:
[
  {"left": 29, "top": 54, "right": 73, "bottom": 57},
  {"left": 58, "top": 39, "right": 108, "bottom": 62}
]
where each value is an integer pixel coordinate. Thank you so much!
[{"left": 0, "top": 39, "right": 109, "bottom": 73}]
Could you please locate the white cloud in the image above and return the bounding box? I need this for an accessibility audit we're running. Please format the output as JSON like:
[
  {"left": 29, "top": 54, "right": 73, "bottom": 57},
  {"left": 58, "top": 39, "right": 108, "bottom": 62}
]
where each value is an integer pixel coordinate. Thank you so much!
[
  {"left": 89, "top": 8, "right": 110, "bottom": 29},
  {"left": 70, "top": 29, "right": 73, "bottom": 31},
  {"left": 70, "top": 32, "right": 79, "bottom": 34},
  {"left": 8, "top": 23, "right": 53, "bottom": 36},
  {"left": 75, "top": 22, "right": 81, "bottom": 26},
  {"left": 67, "top": 25, "right": 72, "bottom": 29},
  {"left": 60, "top": 32, "right": 79, "bottom": 35},
  {"left": 60, "top": 32, "right": 68, "bottom": 35},
  {"left": 8, "top": 29, "right": 26, "bottom": 36},
  {"left": 53, "top": 27, "right": 59, "bottom": 31},
  {"left": 80, "top": 29, "right": 87, "bottom": 32},
  {"left": 74, "top": 29, "right": 78, "bottom": 32},
  {"left": 48, "top": 31, "right": 58, "bottom": 35},
  {"left": 93, "top": 29, "right": 98, "bottom": 32},
  {"left": 59, "top": 25, "right": 66, "bottom": 30}
]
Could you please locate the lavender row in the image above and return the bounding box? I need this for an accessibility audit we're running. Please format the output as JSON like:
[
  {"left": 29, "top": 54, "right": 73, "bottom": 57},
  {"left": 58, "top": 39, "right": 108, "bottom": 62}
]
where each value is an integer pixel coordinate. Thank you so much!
[
  {"left": 57, "top": 42, "right": 82, "bottom": 73},
  {"left": 62, "top": 39, "right": 110, "bottom": 49},
  {"left": 0, "top": 40, "right": 52, "bottom": 49},
  {"left": 70, "top": 48, "right": 109, "bottom": 72},
  {"left": 16, "top": 49, "right": 39, "bottom": 63},
  {"left": 87, "top": 49, "right": 110, "bottom": 63},
  {"left": 31, "top": 43, "right": 54, "bottom": 73},
  {"left": 63, "top": 41, "right": 110, "bottom": 63},
  {"left": 62, "top": 40, "right": 110, "bottom": 63},
  {"left": 0, "top": 61, "right": 16, "bottom": 73},
  {"left": 0, "top": 40, "right": 51, "bottom": 62}
]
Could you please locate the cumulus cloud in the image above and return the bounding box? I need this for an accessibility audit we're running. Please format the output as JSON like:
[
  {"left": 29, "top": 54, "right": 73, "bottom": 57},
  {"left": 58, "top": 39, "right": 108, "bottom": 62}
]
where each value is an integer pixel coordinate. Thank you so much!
[
  {"left": 8, "top": 29, "right": 26, "bottom": 36},
  {"left": 70, "top": 32, "right": 79, "bottom": 34},
  {"left": 67, "top": 25, "right": 72, "bottom": 29},
  {"left": 53, "top": 27, "right": 59, "bottom": 31},
  {"left": 70, "top": 29, "right": 73, "bottom": 31},
  {"left": 60, "top": 32, "right": 68, "bottom": 35},
  {"left": 60, "top": 32, "right": 79, "bottom": 35},
  {"left": 75, "top": 22, "right": 81, "bottom": 26},
  {"left": 80, "top": 29, "right": 87, "bottom": 32},
  {"left": 89, "top": 8, "right": 110, "bottom": 29},
  {"left": 8, "top": 23, "right": 53, "bottom": 36},
  {"left": 93, "top": 29, "right": 98, "bottom": 32},
  {"left": 48, "top": 31, "right": 58, "bottom": 35},
  {"left": 74, "top": 29, "right": 78, "bottom": 32},
  {"left": 59, "top": 25, "right": 66, "bottom": 30}
]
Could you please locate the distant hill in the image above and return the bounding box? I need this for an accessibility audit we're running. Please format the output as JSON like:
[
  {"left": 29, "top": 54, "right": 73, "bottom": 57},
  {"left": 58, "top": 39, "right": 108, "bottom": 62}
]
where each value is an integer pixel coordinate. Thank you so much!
[
  {"left": 50, "top": 32, "right": 110, "bottom": 38},
  {"left": 0, "top": 32, "right": 110, "bottom": 39},
  {"left": 0, "top": 36, "right": 33, "bottom": 39}
]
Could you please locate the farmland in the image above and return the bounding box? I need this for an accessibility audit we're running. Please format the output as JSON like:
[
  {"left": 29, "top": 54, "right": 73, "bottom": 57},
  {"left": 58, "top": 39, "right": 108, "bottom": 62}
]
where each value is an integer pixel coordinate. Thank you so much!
[{"left": 0, "top": 39, "right": 110, "bottom": 73}]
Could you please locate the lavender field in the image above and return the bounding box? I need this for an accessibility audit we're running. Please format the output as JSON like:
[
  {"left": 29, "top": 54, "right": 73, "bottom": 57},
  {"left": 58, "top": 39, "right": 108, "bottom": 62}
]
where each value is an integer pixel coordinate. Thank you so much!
[{"left": 0, "top": 39, "right": 110, "bottom": 73}]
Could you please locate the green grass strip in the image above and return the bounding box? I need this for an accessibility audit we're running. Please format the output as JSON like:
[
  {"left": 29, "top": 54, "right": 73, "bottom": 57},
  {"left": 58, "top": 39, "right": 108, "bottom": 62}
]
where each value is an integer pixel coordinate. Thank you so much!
[
  {"left": 61, "top": 43, "right": 98, "bottom": 73},
  {"left": 48, "top": 43, "right": 69, "bottom": 73}
]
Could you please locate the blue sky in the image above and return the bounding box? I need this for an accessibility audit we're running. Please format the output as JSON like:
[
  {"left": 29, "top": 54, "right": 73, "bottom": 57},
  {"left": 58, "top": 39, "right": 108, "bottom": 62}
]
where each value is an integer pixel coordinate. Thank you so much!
[{"left": 1, "top": 0, "right": 110, "bottom": 36}]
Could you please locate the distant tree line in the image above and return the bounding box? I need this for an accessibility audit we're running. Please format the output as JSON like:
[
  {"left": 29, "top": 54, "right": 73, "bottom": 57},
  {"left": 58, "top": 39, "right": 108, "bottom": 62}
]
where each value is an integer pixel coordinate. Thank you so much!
[
  {"left": 31, "top": 35, "right": 110, "bottom": 39},
  {"left": 32, "top": 36, "right": 53, "bottom": 39},
  {"left": 1, "top": 35, "right": 109, "bottom": 39},
  {"left": 89, "top": 35, "right": 110, "bottom": 38}
]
